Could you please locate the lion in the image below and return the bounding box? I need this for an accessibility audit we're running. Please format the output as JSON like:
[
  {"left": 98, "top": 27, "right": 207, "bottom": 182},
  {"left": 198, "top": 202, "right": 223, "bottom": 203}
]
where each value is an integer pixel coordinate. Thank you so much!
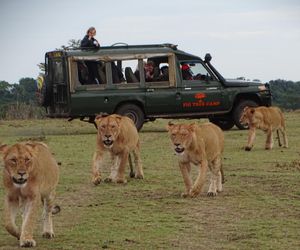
[
  {"left": 239, "top": 106, "right": 288, "bottom": 151},
  {"left": 92, "top": 114, "right": 144, "bottom": 185},
  {"left": 0, "top": 142, "right": 59, "bottom": 248},
  {"left": 167, "top": 122, "right": 224, "bottom": 198}
]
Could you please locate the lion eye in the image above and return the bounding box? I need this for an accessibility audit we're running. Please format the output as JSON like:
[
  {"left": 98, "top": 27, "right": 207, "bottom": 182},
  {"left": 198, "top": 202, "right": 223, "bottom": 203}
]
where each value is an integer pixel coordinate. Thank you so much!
[
  {"left": 101, "top": 125, "right": 106, "bottom": 129},
  {"left": 25, "top": 157, "right": 31, "bottom": 163},
  {"left": 111, "top": 125, "right": 116, "bottom": 129},
  {"left": 10, "top": 158, "right": 17, "bottom": 164}
]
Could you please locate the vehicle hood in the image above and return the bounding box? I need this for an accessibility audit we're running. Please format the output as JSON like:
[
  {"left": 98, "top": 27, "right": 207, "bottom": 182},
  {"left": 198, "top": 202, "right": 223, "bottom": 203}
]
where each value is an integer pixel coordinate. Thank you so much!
[{"left": 224, "top": 79, "right": 263, "bottom": 87}]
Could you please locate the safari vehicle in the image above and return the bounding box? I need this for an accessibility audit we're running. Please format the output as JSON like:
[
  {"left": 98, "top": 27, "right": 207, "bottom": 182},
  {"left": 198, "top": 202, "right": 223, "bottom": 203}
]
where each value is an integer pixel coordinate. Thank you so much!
[{"left": 40, "top": 43, "right": 272, "bottom": 130}]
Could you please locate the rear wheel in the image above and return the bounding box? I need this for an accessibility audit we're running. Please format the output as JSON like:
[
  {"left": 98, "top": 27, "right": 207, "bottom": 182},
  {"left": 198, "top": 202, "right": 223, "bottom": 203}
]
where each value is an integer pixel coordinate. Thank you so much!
[
  {"left": 116, "top": 104, "right": 144, "bottom": 131},
  {"left": 209, "top": 117, "right": 235, "bottom": 131},
  {"left": 233, "top": 100, "right": 258, "bottom": 129}
]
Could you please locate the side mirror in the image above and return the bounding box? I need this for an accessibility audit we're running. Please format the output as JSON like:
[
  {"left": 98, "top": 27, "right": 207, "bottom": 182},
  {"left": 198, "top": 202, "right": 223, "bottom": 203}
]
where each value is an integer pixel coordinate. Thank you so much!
[{"left": 204, "top": 53, "right": 212, "bottom": 63}]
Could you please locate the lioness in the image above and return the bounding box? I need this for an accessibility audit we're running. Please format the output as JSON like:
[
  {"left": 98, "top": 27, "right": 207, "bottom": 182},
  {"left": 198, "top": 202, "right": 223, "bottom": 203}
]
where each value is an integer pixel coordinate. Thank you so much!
[
  {"left": 167, "top": 122, "right": 224, "bottom": 198},
  {"left": 240, "top": 106, "right": 288, "bottom": 151},
  {"left": 0, "top": 142, "right": 59, "bottom": 247},
  {"left": 92, "top": 114, "right": 144, "bottom": 185}
]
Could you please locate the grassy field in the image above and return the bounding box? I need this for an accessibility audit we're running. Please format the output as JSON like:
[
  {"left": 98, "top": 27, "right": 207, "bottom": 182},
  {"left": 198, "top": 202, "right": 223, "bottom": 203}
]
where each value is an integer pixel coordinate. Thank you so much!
[{"left": 0, "top": 112, "right": 299, "bottom": 250}]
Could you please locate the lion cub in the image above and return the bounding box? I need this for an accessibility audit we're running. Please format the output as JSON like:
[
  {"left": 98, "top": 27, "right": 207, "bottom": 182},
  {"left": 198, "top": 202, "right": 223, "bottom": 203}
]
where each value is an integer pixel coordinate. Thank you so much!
[
  {"left": 167, "top": 122, "right": 224, "bottom": 198},
  {"left": 240, "top": 106, "right": 288, "bottom": 151},
  {"left": 0, "top": 142, "right": 59, "bottom": 247},
  {"left": 92, "top": 114, "right": 144, "bottom": 185}
]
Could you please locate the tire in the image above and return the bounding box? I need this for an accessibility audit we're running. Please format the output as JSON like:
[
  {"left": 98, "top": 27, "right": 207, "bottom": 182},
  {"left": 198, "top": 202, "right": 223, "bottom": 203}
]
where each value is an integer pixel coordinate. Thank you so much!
[
  {"left": 116, "top": 104, "right": 144, "bottom": 131},
  {"left": 233, "top": 100, "right": 258, "bottom": 129},
  {"left": 209, "top": 117, "right": 235, "bottom": 131}
]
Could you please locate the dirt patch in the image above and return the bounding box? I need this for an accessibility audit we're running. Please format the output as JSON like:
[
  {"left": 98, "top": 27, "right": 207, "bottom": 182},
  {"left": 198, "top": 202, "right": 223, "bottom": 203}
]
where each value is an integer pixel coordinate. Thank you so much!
[{"left": 275, "top": 160, "right": 300, "bottom": 171}]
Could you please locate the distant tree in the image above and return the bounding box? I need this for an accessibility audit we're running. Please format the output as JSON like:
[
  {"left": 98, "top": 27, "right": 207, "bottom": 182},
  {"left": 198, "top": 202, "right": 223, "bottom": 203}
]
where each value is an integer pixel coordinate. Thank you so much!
[
  {"left": 19, "top": 78, "right": 36, "bottom": 103},
  {"left": 0, "top": 80, "right": 13, "bottom": 105},
  {"left": 37, "top": 39, "right": 81, "bottom": 75},
  {"left": 269, "top": 79, "right": 300, "bottom": 109}
]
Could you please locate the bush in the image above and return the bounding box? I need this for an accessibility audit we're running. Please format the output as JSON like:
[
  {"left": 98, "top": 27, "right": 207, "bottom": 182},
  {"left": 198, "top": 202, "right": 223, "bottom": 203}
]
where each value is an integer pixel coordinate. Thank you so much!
[{"left": 0, "top": 102, "right": 46, "bottom": 120}]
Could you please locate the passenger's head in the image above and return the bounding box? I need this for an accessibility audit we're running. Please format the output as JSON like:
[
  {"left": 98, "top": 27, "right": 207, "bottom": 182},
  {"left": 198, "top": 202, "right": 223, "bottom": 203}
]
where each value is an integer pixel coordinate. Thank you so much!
[
  {"left": 86, "top": 27, "right": 96, "bottom": 37},
  {"left": 181, "top": 64, "right": 190, "bottom": 71},
  {"left": 145, "top": 61, "right": 154, "bottom": 73},
  {"left": 161, "top": 66, "right": 169, "bottom": 75}
]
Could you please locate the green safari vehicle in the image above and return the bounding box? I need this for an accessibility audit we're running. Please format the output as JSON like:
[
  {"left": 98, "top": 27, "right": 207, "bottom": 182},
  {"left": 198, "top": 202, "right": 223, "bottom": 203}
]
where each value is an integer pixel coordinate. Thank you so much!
[{"left": 39, "top": 43, "right": 272, "bottom": 130}]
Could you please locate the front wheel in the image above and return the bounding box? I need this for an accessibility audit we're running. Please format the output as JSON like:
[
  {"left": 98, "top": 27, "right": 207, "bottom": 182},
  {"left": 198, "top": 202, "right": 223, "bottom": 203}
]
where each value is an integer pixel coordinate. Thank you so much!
[
  {"left": 233, "top": 100, "right": 258, "bottom": 129},
  {"left": 116, "top": 104, "right": 144, "bottom": 131}
]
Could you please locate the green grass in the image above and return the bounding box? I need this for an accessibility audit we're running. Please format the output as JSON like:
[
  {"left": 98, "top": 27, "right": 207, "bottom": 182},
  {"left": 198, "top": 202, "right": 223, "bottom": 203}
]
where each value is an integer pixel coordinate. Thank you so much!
[{"left": 0, "top": 113, "right": 299, "bottom": 249}]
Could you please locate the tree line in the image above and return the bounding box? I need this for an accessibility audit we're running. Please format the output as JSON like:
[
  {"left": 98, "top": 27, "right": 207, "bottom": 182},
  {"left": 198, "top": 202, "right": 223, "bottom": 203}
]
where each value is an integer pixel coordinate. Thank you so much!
[{"left": 0, "top": 77, "right": 299, "bottom": 120}]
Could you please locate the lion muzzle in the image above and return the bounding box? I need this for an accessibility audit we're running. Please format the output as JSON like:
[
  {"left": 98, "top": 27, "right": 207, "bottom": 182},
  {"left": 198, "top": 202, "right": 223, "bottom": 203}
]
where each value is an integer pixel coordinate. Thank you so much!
[{"left": 174, "top": 146, "right": 185, "bottom": 154}]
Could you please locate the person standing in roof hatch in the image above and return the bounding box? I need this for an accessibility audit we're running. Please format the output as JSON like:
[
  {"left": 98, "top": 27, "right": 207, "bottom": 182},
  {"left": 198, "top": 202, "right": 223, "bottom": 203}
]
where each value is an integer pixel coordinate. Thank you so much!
[
  {"left": 80, "top": 27, "right": 100, "bottom": 48},
  {"left": 80, "top": 27, "right": 101, "bottom": 84}
]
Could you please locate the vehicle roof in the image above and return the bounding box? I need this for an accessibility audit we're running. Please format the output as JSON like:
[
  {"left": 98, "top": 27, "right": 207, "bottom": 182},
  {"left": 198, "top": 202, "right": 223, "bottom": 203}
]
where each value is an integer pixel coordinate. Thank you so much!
[{"left": 46, "top": 43, "right": 202, "bottom": 60}]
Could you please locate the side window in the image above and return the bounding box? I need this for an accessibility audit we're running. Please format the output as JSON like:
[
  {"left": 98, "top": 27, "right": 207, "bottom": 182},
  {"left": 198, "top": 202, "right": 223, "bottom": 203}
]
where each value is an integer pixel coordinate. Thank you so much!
[
  {"left": 143, "top": 56, "right": 170, "bottom": 86},
  {"left": 77, "top": 60, "right": 107, "bottom": 85},
  {"left": 52, "top": 59, "right": 64, "bottom": 83},
  {"left": 180, "top": 62, "right": 213, "bottom": 81},
  {"left": 111, "top": 59, "right": 140, "bottom": 84}
]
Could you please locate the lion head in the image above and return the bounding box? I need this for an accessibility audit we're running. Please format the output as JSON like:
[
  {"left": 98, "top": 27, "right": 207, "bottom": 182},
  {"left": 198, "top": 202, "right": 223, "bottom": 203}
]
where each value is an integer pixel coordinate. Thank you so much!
[
  {"left": 0, "top": 143, "right": 38, "bottom": 187},
  {"left": 240, "top": 106, "right": 252, "bottom": 126},
  {"left": 240, "top": 107, "right": 259, "bottom": 127},
  {"left": 95, "top": 114, "right": 123, "bottom": 148},
  {"left": 166, "top": 122, "right": 196, "bottom": 155}
]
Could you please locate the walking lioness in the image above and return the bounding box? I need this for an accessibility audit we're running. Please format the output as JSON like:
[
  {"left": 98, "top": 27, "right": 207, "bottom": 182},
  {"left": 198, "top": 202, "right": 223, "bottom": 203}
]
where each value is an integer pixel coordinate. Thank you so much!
[
  {"left": 167, "top": 122, "right": 224, "bottom": 198},
  {"left": 92, "top": 114, "right": 144, "bottom": 185},
  {"left": 0, "top": 142, "right": 59, "bottom": 247},
  {"left": 239, "top": 106, "right": 288, "bottom": 151}
]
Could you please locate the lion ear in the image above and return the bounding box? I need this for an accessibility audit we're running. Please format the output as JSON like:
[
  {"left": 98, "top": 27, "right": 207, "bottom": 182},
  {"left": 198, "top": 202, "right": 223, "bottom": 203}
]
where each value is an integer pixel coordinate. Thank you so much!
[
  {"left": 95, "top": 115, "right": 103, "bottom": 127},
  {"left": 250, "top": 108, "right": 255, "bottom": 114},
  {"left": 166, "top": 121, "right": 174, "bottom": 131},
  {"left": 0, "top": 144, "right": 9, "bottom": 154},
  {"left": 243, "top": 106, "right": 249, "bottom": 112},
  {"left": 188, "top": 123, "right": 197, "bottom": 132}
]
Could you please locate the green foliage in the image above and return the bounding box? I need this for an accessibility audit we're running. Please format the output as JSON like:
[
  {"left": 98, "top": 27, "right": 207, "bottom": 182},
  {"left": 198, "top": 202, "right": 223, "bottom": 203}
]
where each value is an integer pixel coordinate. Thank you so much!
[
  {"left": 0, "top": 78, "right": 44, "bottom": 119},
  {"left": 269, "top": 79, "right": 300, "bottom": 109}
]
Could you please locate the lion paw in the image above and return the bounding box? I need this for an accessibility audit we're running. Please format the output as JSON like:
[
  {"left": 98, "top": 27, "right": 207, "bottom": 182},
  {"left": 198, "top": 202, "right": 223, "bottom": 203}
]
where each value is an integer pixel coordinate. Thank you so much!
[
  {"left": 92, "top": 176, "right": 102, "bottom": 185},
  {"left": 115, "top": 178, "right": 127, "bottom": 184},
  {"left": 244, "top": 146, "right": 252, "bottom": 151},
  {"left": 135, "top": 173, "right": 144, "bottom": 179},
  {"left": 42, "top": 232, "right": 55, "bottom": 239},
  {"left": 189, "top": 189, "right": 199, "bottom": 198},
  {"left": 207, "top": 191, "right": 217, "bottom": 197},
  {"left": 181, "top": 192, "right": 190, "bottom": 198},
  {"left": 104, "top": 177, "right": 113, "bottom": 183},
  {"left": 20, "top": 238, "right": 36, "bottom": 247}
]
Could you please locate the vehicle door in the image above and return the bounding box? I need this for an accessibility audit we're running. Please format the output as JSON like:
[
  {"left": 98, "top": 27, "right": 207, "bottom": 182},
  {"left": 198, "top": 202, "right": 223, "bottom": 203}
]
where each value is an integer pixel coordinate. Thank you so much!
[
  {"left": 179, "top": 60, "right": 230, "bottom": 114},
  {"left": 46, "top": 52, "right": 70, "bottom": 115},
  {"left": 144, "top": 55, "right": 181, "bottom": 116}
]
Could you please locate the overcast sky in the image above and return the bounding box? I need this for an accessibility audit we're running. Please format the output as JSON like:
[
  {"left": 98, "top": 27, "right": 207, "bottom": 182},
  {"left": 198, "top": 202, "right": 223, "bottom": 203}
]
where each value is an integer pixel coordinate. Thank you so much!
[{"left": 0, "top": 0, "right": 299, "bottom": 84}]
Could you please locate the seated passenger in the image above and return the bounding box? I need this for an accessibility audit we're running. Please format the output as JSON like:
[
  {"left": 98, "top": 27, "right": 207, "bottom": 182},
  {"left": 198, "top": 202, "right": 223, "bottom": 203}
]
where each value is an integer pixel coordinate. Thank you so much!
[
  {"left": 158, "top": 65, "right": 169, "bottom": 81},
  {"left": 181, "top": 64, "right": 193, "bottom": 80},
  {"left": 111, "top": 62, "right": 125, "bottom": 83},
  {"left": 134, "top": 60, "right": 160, "bottom": 82}
]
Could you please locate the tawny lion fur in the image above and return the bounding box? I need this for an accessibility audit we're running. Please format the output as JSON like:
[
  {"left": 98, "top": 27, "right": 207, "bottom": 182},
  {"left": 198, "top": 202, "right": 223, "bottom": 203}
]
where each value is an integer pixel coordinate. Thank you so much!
[
  {"left": 0, "top": 142, "right": 59, "bottom": 248},
  {"left": 92, "top": 114, "right": 144, "bottom": 185},
  {"left": 167, "top": 122, "right": 224, "bottom": 198},
  {"left": 239, "top": 106, "right": 288, "bottom": 151}
]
